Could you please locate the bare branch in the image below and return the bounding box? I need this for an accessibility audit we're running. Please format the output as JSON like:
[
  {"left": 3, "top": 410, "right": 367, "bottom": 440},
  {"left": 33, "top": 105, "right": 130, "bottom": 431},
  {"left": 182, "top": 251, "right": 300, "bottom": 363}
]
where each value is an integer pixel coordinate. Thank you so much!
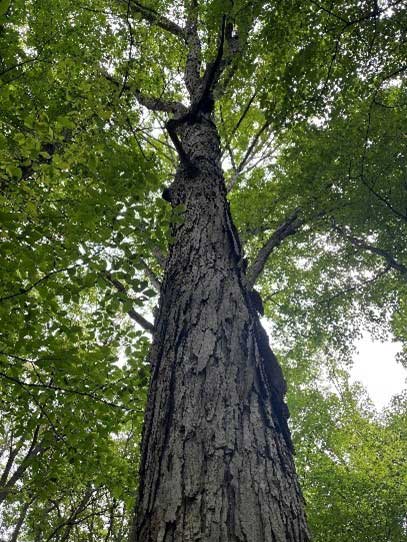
[{"left": 246, "top": 210, "right": 303, "bottom": 287}]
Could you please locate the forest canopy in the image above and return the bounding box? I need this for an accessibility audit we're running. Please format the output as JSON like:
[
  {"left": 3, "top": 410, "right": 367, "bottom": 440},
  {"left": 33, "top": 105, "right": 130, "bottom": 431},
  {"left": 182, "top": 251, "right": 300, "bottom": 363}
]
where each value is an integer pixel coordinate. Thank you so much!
[{"left": 0, "top": 0, "right": 406, "bottom": 540}]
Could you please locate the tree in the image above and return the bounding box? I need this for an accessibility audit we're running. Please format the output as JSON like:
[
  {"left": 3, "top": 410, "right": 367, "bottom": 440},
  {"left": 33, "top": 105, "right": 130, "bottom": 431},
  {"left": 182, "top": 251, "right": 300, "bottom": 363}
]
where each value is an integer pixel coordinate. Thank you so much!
[
  {"left": 0, "top": 0, "right": 406, "bottom": 541},
  {"left": 286, "top": 360, "right": 407, "bottom": 542}
]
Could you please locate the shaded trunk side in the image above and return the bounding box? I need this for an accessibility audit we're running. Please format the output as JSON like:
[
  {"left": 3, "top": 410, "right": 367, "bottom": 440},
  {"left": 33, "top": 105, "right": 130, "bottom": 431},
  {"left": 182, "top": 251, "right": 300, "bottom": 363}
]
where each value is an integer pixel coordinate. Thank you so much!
[{"left": 133, "top": 117, "right": 309, "bottom": 542}]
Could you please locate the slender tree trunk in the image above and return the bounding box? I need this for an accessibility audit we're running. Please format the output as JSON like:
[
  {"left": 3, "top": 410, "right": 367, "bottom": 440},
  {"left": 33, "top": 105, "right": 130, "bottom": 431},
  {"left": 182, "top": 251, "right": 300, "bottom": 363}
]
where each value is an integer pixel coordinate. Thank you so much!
[
  {"left": 132, "top": 116, "right": 309, "bottom": 541},
  {"left": 10, "top": 498, "right": 33, "bottom": 542}
]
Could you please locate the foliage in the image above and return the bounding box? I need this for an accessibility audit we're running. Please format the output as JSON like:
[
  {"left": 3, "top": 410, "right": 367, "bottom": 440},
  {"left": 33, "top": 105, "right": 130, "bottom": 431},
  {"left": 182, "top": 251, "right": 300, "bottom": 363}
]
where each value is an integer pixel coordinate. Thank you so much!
[{"left": 285, "top": 360, "right": 407, "bottom": 542}]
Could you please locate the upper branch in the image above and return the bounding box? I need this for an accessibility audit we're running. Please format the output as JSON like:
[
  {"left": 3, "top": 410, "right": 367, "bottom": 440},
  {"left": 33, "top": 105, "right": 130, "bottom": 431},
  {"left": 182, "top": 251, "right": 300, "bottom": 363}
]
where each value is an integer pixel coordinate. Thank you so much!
[
  {"left": 334, "top": 225, "right": 407, "bottom": 279},
  {"left": 227, "top": 117, "right": 272, "bottom": 192},
  {"left": 213, "top": 19, "right": 242, "bottom": 99},
  {"left": 184, "top": 0, "right": 202, "bottom": 97},
  {"left": 134, "top": 89, "right": 187, "bottom": 114},
  {"left": 246, "top": 209, "right": 303, "bottom": 287},
  {"left": 102, "top": 71, "right": 187, "bottom": 114},
  {"left": 103, "top": 272, "right": 155, "bottom": 333},
  {"left": 120, "top": 0, "right": 186, "bottom": 38},
  {"left": 191, "top": 15, "right": 227, "bottom": 109}
]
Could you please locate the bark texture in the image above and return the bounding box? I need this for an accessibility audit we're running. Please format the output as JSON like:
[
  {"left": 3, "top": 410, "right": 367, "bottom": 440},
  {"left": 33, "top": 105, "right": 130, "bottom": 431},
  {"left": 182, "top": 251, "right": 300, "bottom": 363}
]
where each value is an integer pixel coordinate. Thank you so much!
[{"left": 132, "top": 115, "right": 309, "bottom": 542}]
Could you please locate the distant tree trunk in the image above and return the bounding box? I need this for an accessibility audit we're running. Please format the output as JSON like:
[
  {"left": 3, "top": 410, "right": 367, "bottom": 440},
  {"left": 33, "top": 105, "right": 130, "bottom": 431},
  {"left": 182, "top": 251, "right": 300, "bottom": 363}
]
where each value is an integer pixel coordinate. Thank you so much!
[
  {"left": 10, "top": 499, "right": 32, "bottom": 542},
  {"left": 132, "top": 116, "right": 309, "bottom": 541}
]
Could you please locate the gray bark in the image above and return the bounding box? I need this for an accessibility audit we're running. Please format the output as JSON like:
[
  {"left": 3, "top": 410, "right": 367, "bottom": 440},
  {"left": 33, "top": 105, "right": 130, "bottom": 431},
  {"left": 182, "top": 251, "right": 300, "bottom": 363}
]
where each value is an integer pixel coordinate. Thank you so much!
[{"left": 132, "top": 115, "right": 309, "bottom": 541}]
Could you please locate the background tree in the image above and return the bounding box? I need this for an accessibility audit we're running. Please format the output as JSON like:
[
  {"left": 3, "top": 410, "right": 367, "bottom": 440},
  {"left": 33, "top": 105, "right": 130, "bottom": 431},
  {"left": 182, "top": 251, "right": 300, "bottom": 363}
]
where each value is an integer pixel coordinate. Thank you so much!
[{"left": 0, "top": 0, "right": 406, "bottom": 540}]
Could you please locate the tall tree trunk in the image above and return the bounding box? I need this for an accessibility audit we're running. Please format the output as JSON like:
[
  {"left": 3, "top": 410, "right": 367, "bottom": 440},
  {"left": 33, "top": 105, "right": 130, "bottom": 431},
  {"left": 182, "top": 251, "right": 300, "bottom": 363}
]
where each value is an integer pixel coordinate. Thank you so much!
[{"left": 132, "top": 116, "right": 309, "bottom": 542}]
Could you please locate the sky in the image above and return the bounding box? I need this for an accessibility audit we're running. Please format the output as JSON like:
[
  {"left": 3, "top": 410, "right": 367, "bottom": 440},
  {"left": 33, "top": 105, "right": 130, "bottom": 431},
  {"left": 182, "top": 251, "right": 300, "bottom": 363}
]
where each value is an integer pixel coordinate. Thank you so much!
[{"left": 351, "top": 335, "right": 406, "bottom": 410}]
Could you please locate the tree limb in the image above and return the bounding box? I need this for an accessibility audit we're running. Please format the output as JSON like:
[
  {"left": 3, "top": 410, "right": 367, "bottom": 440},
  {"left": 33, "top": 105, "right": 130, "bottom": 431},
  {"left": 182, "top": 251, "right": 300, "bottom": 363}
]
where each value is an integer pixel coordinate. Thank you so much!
[
  {"left": 45, "top": 488, "right": 95, "bottom": 542},
  {"left": 164, "top": 16, "right": 229, "bottom": 167},
  {"left": 227, "top": 117, "right": 273, "bottom": 192},
  {"left": 0, "top": 370, "right": 139, "bottom": 413},
  {"left": 152, "top": 245, "right": 168, "bottom": 268},
  {"left": 246, "top": 209, "right": 303, "bottom": 287},
  {"left": 10, "top": 498, "right": 34, "bottom": 542},
  {"left": 119, "top": 0, "right": 186, "bottom": 38},
  {"left": 334, "top": 225, "right": 407, "bottom": 278},
  {"left": 0, "top": 248, "right": 104, "bottom": 303},
  {"left": 134, "top": 89, "right": 187, "bottom": 114},
  {"left": 316, "top": 264, "right": 391, "bottom": 307},
  {"left": 0, "top": 265, "right": 73, "bottom": 303},
  {"left": 195, "top": 15, "right": 227, "bottom": 106},
  {"left": 213, "top": 19, "right": 243, "bottom": 99},
  {"left": 184, "top": 0, "right": 202, "bottom": 97},
  {"left": 138, "top": 257, "right": 161, "bottom": 291},
  {"left": 0, "top": 425, "right": 42, "bottom": 505},
  {"left": 103, "top": 272, "right": 154, "bottom": 333},
  {"left": 102, "top": 71, "right": 187, "bottom": 114},
  {"left": 221, "top": 91, "right": 257, "bottom": 158},
  {"left": 0, "top": 435, "right": 24, "bottom": 489}
]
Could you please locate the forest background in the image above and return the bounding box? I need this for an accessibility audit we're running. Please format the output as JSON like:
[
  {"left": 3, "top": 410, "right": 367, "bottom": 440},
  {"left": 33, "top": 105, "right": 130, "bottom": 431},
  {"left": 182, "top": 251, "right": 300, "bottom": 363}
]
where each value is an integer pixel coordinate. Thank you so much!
[{"left": 0, "top": 0, "right": 406, "bottom": 540}]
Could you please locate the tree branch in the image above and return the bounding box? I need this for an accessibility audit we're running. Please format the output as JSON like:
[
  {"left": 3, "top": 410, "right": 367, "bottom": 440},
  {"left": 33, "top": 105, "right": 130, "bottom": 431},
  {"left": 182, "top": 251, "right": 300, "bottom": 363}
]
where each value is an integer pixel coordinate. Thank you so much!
[
  {"left": 316, "top": 264, "right": 391, "bottom": 307},
  {"left": 184, "top": 0, "right": 202, "bottom": 97},
  {"left": 151, "top": 245, "right": 168, "bottom": 269},
  {"left": 0, "top": 425, "right": 42, "bottom": 505},
  {"left": 213, "top": 19, "right": 243, "bottom": 99},
  {"left": 138, "top": 257, "right": 161, "bottom": 291},
  {"left": 0, "top": 370, "right": 139, "bottom": 413},
  {"left": 246, "top": 209, "right": 303, "bottom": 287},
  {"left": 221, "top": 91, "right": 257, "bottom": 158},
  {"left": 10, "top": 498, "right": 34, "bottom": 542},
  {"left": 0, "top": 435, "right": 23, "bottom": 489},
  {"left": 195, "top": 15, "right": 227, "bottom": 106},
  {"left": 103, "top": 272, "right": 154, "bottom": 333},
  {"left": 119, "top": 0, "right": 186, "bottom": 38},
  {"left": 0, "top": 265, "right": 73, "bottom": 303},
  {"left": 0, "top": 247, "right": 104, "bottom": 303},
  {"left": 163, "top": 16, "right": 229, "bottom": 167},
  {"left": 102, "top": 71, "right": 187, "bottom": 114},
  {"left": 134, "top": 89, "right": 186, "bottom": 114},
  {"left": 45, "top": 488, "right": 95, "bottom": 542},
  {"left": 227, "top": 117, "right": 273, "bottom": 192},
  {"left": 334, "top": 225, "right": 407, "bottom": 278}
]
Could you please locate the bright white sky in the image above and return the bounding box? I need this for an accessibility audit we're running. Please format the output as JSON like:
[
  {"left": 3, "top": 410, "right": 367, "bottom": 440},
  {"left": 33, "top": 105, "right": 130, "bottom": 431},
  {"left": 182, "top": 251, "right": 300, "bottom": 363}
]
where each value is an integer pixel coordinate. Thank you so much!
[{"left": 351, "top": 335, "right": 406, "bottom": 410}]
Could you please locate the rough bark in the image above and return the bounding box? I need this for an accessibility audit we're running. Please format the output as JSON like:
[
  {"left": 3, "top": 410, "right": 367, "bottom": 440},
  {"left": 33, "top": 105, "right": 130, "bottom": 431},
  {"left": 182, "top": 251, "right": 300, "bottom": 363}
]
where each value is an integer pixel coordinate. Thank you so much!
[{"left": 132, "top": 114, "right": 309, "bottom": 541}]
